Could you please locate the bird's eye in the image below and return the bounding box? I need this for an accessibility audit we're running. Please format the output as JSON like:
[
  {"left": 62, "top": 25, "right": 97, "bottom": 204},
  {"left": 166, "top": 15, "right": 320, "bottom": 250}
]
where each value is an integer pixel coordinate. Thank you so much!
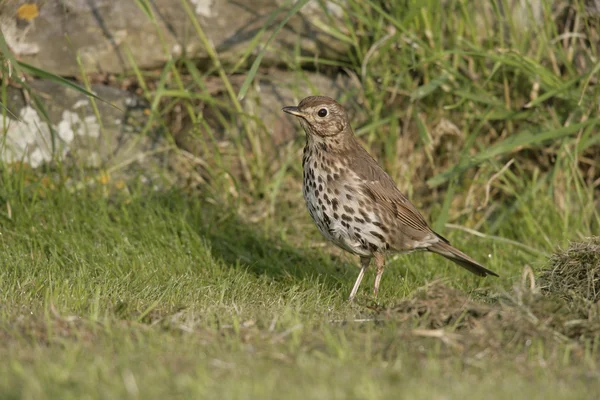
[{"left": 317, "top": 108, "right": 328, "bottom": 118}]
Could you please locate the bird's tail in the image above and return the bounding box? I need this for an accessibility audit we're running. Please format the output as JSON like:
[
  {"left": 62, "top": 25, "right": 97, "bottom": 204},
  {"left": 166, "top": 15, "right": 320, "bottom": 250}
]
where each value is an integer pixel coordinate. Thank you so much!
[{"left": 428, "top": 240, "right": 499, "bottom": 277}]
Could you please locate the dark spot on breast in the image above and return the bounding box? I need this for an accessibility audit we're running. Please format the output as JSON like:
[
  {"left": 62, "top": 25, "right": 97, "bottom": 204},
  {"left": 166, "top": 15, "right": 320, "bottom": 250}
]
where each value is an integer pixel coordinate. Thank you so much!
[
  {"left": 331, "top": 198, "right": 339, "bottom": 211},
  {"left": 341, "top": 214, "right": 352, "bottom": 222},
  {"left": 318, "top": 176, "right": 323, "bottom": 183},
  {"left": 354, "top": 217, "right": 365, "bottom": 224},
  {"left": 343, "top": 205, "right": 354, "bottom": 214},
  {"left": 360, "top": 210, "right": 371, "bottom": 223},
  {"left": 368, "top": 242, "right": 378, "bottom": 252},
  {"left": 334, "top": 173, "right": 340, "bottom": 180},
  {"left": 372, "top": 221, "right": 389, "bottom": 233},
  {"left": 333, "top": 213, "right": 339, "bottom": 220},
  {"left": 334, "top": 188, "right": 340, "bottom": 195},
  {"left": 323, "top": 213, "right": 331, "bottom": 225},
  {"left": 327, "top": 175, "right": 333, "bottom": 182},
  {"left": 370, "top": 231, "right": 385, "bottom": 241},
  {"left": 346, "top": 194, "right": 353, "bottom": 200},
  {"left": 315, "top": 189, "right": 320, "bottom": 197},
  {"left": 356, "top": 234, "right": 367, "bottom": 248},
  {"left": 342, "top": 221, "right": 349, "bottom": 228},
  {"left": 318, "top": 184, "right": 323, "bottom": 191},
  {"left": 319, "top": 142, "right": 328, "bottom": 151}
]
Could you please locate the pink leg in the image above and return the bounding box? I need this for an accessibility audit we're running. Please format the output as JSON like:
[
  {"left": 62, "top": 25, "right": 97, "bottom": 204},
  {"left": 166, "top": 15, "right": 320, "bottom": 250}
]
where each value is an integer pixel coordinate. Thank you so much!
[
  {"left": 349, "top": 256, "right": 371, "bottom": 301},
  {"left": 373, "top": 253, "right": 385, "bottom": 297}
]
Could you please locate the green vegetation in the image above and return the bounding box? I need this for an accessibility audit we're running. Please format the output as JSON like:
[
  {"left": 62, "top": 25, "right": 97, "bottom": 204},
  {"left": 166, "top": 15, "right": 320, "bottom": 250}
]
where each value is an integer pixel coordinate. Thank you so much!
[{"left": 1, "top": 0, "right": 599, "bottom": 398}]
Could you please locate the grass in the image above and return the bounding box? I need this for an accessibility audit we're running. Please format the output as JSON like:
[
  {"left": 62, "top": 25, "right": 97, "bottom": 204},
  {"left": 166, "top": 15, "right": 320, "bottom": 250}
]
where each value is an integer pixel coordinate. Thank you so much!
[
  {"left": 1, "top": 0, "right": 599, "bottom": 398},
  {"left": 0, "top": 171, "right": 597, "bottom": 399}
]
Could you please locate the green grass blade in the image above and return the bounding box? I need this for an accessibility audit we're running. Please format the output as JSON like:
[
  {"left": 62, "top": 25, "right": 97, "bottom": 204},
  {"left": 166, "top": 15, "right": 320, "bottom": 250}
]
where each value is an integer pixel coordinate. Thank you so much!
[
  {"left": 17, "top": 62, "right": 118, "bottom": 109},
  {"left": 427, "top": 117, "right": 600, "bottom": 188},
  {"left": 237, "top": 0, "right": 312, "bottom": 101}
]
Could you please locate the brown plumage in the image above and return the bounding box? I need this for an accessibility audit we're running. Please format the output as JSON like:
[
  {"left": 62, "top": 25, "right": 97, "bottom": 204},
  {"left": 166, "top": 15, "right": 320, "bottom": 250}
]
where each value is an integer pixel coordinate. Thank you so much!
[{"left": 282, "top": 96, "right": 498, "bottom": 300}]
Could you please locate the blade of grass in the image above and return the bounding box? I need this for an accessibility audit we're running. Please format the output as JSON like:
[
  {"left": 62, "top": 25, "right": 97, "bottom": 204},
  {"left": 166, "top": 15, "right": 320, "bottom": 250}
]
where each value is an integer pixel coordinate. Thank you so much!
[
  {"left": 180, "top": 0, "right": 257, "bottom": 191},
  {"left": 228, "top": 5, "right": 287, "bottom": 75},
  {"left": 75, "top": 52, "right": 105, "bottom": 134},
  {"left": 433, "top": 177, "right": 457, "bottom": 233},
  {"left": 18, "top": 62, "right": 118, "bottom": 109},
  {"left": 237, "top": 0, "right": 312, "bottom": 101}
]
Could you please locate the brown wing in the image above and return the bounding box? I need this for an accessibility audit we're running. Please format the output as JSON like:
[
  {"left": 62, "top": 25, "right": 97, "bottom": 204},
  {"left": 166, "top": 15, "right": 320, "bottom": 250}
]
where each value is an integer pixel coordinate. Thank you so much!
[
  {"left": 344, "top": 139, "right": 497, "bottom": 277},
  {"left": 348, "top": 143, "right": 448, "bottom": 243}
]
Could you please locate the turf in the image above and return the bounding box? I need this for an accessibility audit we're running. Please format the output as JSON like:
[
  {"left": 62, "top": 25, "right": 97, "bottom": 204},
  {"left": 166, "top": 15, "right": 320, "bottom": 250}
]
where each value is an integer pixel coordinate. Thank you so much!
[
  {"left": 1, "top": 0, "right": 599, "bottom": 397},
  {"left": 0, "top": 178, "right": 598, "bottom": 399}
]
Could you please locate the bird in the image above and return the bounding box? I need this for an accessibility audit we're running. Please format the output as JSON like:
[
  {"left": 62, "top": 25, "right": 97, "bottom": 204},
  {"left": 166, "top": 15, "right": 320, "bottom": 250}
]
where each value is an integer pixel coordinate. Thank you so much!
[{"left": 282, "top": 96, "right": 498, "bottom": 301}]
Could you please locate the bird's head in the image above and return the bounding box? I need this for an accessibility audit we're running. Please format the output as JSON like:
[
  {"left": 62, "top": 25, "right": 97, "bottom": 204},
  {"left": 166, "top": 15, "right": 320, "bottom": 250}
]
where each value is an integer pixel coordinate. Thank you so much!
[{"left": 282, "top": 96, "right": 350, "bottom": 138}]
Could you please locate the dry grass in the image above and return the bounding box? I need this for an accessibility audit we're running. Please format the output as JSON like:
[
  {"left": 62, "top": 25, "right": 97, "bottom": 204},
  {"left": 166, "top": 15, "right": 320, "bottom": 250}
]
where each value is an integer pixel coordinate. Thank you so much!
[
  {"left": 540, "top": 236, "right": 600, "bottom": 302},
  {"left": 374, "top": 238, "right": 600, "bottom": 357}
]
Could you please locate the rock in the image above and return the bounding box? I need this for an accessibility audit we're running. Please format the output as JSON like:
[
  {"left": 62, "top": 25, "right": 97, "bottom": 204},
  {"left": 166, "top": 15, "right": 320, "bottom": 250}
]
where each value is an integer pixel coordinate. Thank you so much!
[
  {"left": 2, "top": 79, "right": 169, "bottom": 184},
  {"left": 1, "top": 0, "right": 349, "bottom": 76}
]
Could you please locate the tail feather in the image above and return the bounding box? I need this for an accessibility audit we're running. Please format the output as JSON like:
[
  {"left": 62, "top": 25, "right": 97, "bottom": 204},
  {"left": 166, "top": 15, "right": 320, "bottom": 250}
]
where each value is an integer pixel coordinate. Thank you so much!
[{"left": 428, "top": 240, "right": 499, "bottom": 277}]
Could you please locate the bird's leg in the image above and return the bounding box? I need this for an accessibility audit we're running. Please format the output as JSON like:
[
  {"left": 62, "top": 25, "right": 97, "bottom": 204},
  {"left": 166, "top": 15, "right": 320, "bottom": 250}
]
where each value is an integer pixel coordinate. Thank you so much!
[
  {"left": 373, "top": 253, "right": 385, "bottom": 297},
  {"left": 348, "top": 256, "right": 371, "bottom": 301}
]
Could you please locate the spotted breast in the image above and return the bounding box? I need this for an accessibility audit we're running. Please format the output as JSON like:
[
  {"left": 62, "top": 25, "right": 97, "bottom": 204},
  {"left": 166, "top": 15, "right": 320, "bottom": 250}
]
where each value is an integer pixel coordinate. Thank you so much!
[{"left": 302, "top": 142, "right": 388, "bottom": 257}]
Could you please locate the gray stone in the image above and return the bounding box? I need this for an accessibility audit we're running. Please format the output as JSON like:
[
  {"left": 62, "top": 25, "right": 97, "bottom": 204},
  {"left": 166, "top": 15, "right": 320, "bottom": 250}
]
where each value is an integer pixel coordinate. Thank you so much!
[
  {"left": 2, "top": 79, "right": 169, "bottom": 183},
  {"left": 1, "top": 0, "right": 349, "bottom": 76}
]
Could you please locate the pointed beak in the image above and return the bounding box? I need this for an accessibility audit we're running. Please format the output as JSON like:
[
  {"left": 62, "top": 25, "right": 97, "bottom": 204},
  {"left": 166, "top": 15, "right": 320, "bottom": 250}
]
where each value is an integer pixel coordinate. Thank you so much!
[{"left": 282, "top": 106, "right": 307, "bottom": 118}]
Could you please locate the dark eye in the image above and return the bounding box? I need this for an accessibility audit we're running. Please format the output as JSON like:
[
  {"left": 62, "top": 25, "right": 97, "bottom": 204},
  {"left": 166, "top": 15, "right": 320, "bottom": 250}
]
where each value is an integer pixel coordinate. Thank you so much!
[{"left": 317, "top": 108, "right": 328, "bottom": 117}]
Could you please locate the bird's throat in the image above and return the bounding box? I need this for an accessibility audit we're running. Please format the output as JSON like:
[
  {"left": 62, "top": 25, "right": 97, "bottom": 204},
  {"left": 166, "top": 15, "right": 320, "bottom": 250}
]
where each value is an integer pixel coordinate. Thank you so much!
[{"left": 304, "top": 129, "right": 357, "bottom": 156}]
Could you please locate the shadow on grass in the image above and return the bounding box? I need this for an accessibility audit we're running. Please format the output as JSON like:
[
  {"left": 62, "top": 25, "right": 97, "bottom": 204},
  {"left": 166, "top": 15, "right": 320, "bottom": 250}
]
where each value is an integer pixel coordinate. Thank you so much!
[{"left": 149, "top": 190, "right": 351, "bottom": 293}]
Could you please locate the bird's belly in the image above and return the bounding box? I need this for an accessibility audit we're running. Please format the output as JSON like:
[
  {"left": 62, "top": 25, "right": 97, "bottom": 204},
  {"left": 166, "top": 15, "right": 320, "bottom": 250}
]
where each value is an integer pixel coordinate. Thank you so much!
[{"left": 303, "top": 177, "right": 387, "bottom": 257}]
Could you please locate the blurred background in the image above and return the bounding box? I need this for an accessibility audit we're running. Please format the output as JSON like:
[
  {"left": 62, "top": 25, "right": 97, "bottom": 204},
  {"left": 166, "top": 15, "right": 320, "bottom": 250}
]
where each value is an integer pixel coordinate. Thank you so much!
[
  {"left": 0, "top": 0, "right": 599, "bottom": 397},
  {"left": 1, "top": 0, "right": 598, "bottom": 240}
]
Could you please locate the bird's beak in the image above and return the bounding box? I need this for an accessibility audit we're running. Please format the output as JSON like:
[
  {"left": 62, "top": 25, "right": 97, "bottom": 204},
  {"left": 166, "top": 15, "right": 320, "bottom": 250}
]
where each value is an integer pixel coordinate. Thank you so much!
[{"left": 282, "top": 106, "right": 307, "bottom": 118}]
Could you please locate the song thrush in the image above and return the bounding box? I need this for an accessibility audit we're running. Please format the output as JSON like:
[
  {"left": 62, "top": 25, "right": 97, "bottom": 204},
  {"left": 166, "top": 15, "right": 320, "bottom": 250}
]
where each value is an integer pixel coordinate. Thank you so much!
[{"left": 282, "top": 96, "right": 498, "bottom": 301}]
